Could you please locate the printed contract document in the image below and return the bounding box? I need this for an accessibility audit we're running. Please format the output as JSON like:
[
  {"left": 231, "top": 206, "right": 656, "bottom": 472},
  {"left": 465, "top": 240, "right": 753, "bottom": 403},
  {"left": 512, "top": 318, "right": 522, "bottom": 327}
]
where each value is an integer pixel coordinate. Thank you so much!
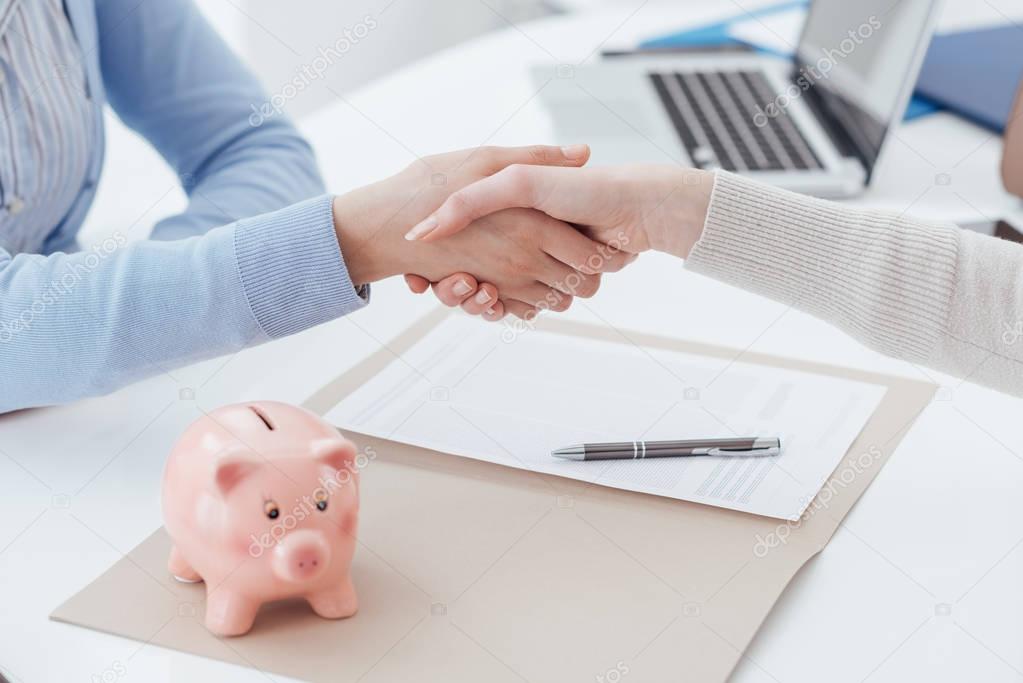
[{"left": 325, "top": 315, "right": 887, "bottom": 520}]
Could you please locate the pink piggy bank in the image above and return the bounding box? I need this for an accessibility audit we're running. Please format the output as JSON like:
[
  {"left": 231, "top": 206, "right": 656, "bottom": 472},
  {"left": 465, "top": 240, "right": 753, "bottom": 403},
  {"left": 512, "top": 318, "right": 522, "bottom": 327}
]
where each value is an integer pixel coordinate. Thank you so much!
[{"left": 161, "top": 401, "right": 361, "bottom": 636}]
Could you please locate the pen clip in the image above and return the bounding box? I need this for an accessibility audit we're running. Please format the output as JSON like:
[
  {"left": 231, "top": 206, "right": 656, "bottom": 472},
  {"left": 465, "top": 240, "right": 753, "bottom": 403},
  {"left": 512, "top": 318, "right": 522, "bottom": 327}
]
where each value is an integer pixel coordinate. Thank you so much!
[{"left": 706, "top": 446, "right": 780, "bottom": 457}]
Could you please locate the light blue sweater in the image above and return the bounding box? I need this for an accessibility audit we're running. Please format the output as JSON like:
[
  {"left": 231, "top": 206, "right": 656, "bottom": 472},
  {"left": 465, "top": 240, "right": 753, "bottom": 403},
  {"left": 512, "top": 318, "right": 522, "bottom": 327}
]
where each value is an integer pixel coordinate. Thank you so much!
[{"left": 0, "top": 0, "right": 367, "bottom": 413}]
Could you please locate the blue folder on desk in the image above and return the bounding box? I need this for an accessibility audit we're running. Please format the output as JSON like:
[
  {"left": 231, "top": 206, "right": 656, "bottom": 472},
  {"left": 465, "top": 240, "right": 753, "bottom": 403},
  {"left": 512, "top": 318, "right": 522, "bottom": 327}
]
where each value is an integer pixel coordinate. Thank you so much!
[
  {"left": 914, "top": 25, "right": 1023, "bottom": 132},
  {"left": 637, "top": 1, "right": 943, "bottom": 122}
]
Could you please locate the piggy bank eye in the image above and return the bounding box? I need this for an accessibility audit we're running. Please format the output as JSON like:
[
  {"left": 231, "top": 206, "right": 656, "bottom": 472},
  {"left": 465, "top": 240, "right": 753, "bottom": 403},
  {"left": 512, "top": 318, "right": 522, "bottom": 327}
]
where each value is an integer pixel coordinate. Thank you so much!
[
  {"left": 314, "top": 490, "right": 328, "bottom": 512},
  {"left": 264, "top": 500, "right": 280, "bottom": 520}
]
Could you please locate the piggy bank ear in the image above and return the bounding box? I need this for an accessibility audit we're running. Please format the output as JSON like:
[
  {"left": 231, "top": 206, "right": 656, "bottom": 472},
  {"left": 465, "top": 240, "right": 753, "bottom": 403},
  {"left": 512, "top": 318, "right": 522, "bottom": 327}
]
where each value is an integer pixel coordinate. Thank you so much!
[
  {"left": 214, "top": 455, "right": 261, "bottom": 496},
  {"left": 313, "top": 438, "right": 356, "bottom": 472}
]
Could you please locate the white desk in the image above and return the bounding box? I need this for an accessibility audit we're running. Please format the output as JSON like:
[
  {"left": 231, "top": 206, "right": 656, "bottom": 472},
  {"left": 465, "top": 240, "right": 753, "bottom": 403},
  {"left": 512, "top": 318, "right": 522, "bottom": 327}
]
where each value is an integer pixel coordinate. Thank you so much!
[{"left": 3, "top": 1, "right": 1022, "bottom": 681}]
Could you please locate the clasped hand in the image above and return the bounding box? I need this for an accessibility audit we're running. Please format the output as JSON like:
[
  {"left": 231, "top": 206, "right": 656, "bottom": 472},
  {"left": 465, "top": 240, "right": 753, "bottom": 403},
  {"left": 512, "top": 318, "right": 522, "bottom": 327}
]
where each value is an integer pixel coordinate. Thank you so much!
[
  {"left": 331, "top": 144, "right": 635, "bottom": 321},
  {"left": 333, "top": 144, "right": 713, "bottom": 320}
]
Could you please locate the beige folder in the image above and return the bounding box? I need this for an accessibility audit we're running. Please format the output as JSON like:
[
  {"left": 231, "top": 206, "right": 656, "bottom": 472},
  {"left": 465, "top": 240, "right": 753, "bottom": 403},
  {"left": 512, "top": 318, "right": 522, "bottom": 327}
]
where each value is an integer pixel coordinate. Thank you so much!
[{"left": 51, "top": 310, "right": 935, "bottom": 682}]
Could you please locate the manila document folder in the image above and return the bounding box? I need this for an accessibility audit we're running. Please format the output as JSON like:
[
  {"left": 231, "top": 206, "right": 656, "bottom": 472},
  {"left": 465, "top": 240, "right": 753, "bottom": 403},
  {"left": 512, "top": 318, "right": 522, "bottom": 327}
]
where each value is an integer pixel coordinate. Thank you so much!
[{"left": 51, "top": 310, "right": 935, "bottom": 682}]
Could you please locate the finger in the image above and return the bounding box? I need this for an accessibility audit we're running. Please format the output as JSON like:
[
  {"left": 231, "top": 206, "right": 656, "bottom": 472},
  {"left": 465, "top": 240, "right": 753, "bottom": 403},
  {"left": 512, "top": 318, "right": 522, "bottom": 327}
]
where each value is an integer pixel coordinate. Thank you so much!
[
  {"left": 478, "top": 144, "right": 590, "bottom": 175},
  {"left": 530, "top": 253, "right": 602, "bottom": 299},
  {"left": 483, "top": 299, "right": 506, "bottom": 321},
  {"left": 504, "top": 209, "right": 600, "bottom": 278},
  {"left": 461, "top": 282, "right": 500, "bottom": 315},
  {"left": 503, "top": 299, "right": 540, "bottom": 321},
  {"left": 503, "top": 280, "right": 574, "bottom": 313},
  {"left": 542, "top": 291, "right": 574, "bottom": 313},
  {"left": 406, "top": 164, "right": 566, "bottom": 241},
  {"left": 548, "top": 268, "right": 601, "bottom": 301},
  {"left": 543, "top": 225, "right": 634, "bottom": 275},
  {"left": 431, "top": 273, "right": 479, "bottom": 307},
  {"left": 404, "top": 274, "right": 431, "bottom": 294},
  {"left": 574, "top": 227, "right": 640, "bottom": 272}
]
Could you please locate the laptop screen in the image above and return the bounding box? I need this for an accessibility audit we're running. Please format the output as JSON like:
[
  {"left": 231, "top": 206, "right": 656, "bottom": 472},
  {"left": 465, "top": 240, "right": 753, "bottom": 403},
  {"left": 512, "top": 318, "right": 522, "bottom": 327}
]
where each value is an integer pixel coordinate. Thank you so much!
[{"left": 795, "top": 0, "right": 939, "bottom": 173}]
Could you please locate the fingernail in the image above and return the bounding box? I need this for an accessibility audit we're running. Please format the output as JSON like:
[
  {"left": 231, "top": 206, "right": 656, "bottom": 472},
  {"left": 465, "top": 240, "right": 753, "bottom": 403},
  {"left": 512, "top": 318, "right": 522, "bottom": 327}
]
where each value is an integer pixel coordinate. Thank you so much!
[
  {"left": 474, "top": 290, "right": 492, "bottom": 305},
  {"left": 452, "top": 279, "right": 473, "bottom": 296},
  {"left": 561, "top": 144, "right": 587, "bottom": 160},
  {"left": 404, "top": 216, "right": 438, "bottom": 241},
  {"left": 484, "top": 307, "right": 497, "bottom": 318}
]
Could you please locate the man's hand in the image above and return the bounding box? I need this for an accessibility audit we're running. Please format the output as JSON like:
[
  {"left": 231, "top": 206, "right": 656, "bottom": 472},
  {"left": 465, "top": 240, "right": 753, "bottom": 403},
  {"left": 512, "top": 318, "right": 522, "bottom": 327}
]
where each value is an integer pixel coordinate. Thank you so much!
[
  {"left": 332, "top": 145, "right": 633, "bottom": 319},
  {"left": 403, "top": 164, "right": 715, "bottom": 260}
]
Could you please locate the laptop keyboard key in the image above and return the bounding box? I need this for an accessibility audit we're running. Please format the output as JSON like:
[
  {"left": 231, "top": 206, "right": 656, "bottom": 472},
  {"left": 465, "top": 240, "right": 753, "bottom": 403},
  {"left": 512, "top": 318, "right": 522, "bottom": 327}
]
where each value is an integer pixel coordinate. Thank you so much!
[{"left": 648, "top": 69, "right": 823, "bottom": 172}]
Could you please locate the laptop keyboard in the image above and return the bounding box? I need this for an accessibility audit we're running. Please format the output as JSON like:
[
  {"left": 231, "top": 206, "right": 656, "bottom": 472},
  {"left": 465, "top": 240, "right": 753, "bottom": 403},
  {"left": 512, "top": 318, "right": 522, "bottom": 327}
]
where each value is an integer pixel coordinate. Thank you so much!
[{"left": 649, "top": 70, "right": 823, "bottom": 172}]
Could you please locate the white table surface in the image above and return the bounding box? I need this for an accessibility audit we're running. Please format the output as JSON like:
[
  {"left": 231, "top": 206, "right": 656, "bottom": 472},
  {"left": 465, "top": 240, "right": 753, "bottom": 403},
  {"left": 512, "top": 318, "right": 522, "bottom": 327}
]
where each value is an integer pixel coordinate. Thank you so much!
[{"left": 3, "top": 1, "right": 1023, "bottom": 681}]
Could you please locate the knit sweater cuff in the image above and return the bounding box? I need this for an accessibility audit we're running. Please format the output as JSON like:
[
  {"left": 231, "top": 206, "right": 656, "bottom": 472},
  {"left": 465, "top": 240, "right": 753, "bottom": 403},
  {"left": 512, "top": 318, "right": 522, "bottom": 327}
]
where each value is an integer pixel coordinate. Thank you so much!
[
  {"left": 686, "top": 171, "right": 959, "bottom": 361},
  {"left": 234, "top": 194, "right": 369, "bottom": 339}
]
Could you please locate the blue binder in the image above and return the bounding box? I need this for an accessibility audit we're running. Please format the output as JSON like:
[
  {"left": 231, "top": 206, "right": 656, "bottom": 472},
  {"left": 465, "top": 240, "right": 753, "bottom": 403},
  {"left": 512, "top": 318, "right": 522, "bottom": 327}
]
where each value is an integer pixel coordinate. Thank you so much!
[{"left": 914, "top": 25, "right": 1023, "bottom": 132}]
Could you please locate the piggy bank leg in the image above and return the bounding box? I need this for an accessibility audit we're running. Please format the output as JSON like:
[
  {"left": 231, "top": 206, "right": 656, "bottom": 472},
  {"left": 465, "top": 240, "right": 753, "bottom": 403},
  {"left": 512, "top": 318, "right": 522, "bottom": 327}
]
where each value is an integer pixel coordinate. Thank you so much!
[
  {"left": 307, "top": 576, "right": 358, "bottom": 619},
  {"left": 168, "top": 545, "right": 202, "bottom": 583},
  {"left": 205, "top": 589, "right": 260, "bottom": 637}
]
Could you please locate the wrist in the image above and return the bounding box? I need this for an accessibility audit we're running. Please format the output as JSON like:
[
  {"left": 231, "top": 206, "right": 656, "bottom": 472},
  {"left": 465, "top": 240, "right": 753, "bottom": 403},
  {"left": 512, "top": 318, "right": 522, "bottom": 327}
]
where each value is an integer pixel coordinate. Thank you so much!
[
  {"left": 331, "top": 191, "right": 413, "bottom": 286},
  {"left": 648, "top": 168, "right": 713, "bottom": 259}
]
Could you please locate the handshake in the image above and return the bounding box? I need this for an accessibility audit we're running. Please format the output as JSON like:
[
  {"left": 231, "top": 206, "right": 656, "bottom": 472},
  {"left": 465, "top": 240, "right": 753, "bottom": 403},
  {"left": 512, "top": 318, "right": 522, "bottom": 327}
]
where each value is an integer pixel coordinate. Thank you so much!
[{"left": 331, "top": 144, "right": 714, "bottom": 320}]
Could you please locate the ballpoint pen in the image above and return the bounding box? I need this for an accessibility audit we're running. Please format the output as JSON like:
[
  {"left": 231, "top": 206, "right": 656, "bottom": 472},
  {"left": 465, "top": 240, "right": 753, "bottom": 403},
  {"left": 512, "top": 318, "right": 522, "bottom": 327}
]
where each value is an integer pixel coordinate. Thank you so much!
[{"left": 551, "top": 437, "right": 781, "bottom": 461}]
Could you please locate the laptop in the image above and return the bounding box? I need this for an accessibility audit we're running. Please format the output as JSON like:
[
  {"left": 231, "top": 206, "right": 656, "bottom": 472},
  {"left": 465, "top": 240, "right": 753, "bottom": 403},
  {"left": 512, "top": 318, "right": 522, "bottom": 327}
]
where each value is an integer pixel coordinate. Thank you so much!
[{"left": 533, "top": 0, "right": 942, "bottom": 197}]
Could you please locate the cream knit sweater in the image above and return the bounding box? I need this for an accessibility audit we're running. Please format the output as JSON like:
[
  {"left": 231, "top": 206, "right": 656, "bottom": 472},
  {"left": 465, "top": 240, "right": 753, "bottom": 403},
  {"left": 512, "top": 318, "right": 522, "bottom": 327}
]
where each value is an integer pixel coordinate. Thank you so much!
[{"left": 686, "top": 171, "right": 1023, "bottom": 397}]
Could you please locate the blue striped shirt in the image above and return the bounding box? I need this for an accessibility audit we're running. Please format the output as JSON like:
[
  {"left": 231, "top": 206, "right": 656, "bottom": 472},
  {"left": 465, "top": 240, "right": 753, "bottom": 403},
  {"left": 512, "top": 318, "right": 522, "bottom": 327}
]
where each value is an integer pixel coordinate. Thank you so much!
[
  {"left": 0, "top": 0, "right": 94, "bottom": 254},
  {"left": 0, "top": 0, "right": 368, "bottom": 413}
]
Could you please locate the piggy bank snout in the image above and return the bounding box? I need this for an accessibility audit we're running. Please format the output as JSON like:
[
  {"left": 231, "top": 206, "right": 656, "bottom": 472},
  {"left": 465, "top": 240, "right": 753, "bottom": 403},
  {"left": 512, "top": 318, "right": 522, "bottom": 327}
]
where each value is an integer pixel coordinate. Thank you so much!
[{"left": 272, "top": 530, "right": 331, "bottom": 583}]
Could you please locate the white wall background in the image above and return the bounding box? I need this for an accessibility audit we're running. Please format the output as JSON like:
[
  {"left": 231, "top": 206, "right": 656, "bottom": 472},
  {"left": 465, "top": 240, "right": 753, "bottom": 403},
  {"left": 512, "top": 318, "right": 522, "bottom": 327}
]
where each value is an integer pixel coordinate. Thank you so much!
[{"left": 193, "top": 0, "right": 558, "bottom": 118}]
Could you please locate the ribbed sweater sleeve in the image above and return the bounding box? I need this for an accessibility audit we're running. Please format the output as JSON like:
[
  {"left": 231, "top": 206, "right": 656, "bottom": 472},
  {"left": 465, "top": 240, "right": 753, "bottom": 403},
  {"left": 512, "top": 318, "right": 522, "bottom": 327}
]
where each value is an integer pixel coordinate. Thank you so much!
[{"left": 686, "top": 171, "right": 1023, "bottom": 397}]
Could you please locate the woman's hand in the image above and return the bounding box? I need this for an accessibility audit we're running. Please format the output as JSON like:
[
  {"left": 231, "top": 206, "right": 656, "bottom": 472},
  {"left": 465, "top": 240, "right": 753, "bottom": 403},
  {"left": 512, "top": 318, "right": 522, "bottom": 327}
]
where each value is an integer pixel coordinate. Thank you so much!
[
  {"left": 403, "top": 164, "right": 715, "bottom": 260},
  {"left": 403, "top": 272, "right": 507, "bottom": 321},
  {"left": 332, "top": 145, "right": 633, "bottom": 319}
]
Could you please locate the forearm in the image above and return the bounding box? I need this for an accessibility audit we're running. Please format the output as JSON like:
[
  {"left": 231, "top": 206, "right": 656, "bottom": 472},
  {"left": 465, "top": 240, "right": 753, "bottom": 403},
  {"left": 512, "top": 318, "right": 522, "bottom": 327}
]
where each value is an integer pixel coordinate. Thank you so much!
[
  {"left": 151, "top": 124, "right": 325, "bottom": 241},
  {"left": 685, "top": 171, "right": 1023, "bottom": 396},
  {"left": 0, "top": 196, "right": 365, "bottom": 413},
  {"left": 98, "top": 0, "right": 325, "bottom": 241}
]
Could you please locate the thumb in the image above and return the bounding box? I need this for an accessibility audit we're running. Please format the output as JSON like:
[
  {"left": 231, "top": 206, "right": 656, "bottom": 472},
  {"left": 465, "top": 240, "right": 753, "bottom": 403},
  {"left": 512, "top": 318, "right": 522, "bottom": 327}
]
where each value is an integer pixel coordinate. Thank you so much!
[{"left": 406, "top": 164, "right": 576, "bottom": 242}]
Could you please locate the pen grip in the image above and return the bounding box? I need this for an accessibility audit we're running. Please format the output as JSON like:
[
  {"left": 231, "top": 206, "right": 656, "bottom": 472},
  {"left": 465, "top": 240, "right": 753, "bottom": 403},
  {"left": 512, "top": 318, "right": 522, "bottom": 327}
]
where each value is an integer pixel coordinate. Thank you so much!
[{"left": 582, "top": 448, "right": 699, "bottom": 461}]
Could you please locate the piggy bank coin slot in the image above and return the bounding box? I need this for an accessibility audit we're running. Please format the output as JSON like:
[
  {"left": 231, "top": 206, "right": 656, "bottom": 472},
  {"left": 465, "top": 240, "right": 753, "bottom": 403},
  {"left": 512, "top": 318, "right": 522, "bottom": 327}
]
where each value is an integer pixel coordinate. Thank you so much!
[{"left": 249, "top": 405, "right": 275, "bottom": 431}]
